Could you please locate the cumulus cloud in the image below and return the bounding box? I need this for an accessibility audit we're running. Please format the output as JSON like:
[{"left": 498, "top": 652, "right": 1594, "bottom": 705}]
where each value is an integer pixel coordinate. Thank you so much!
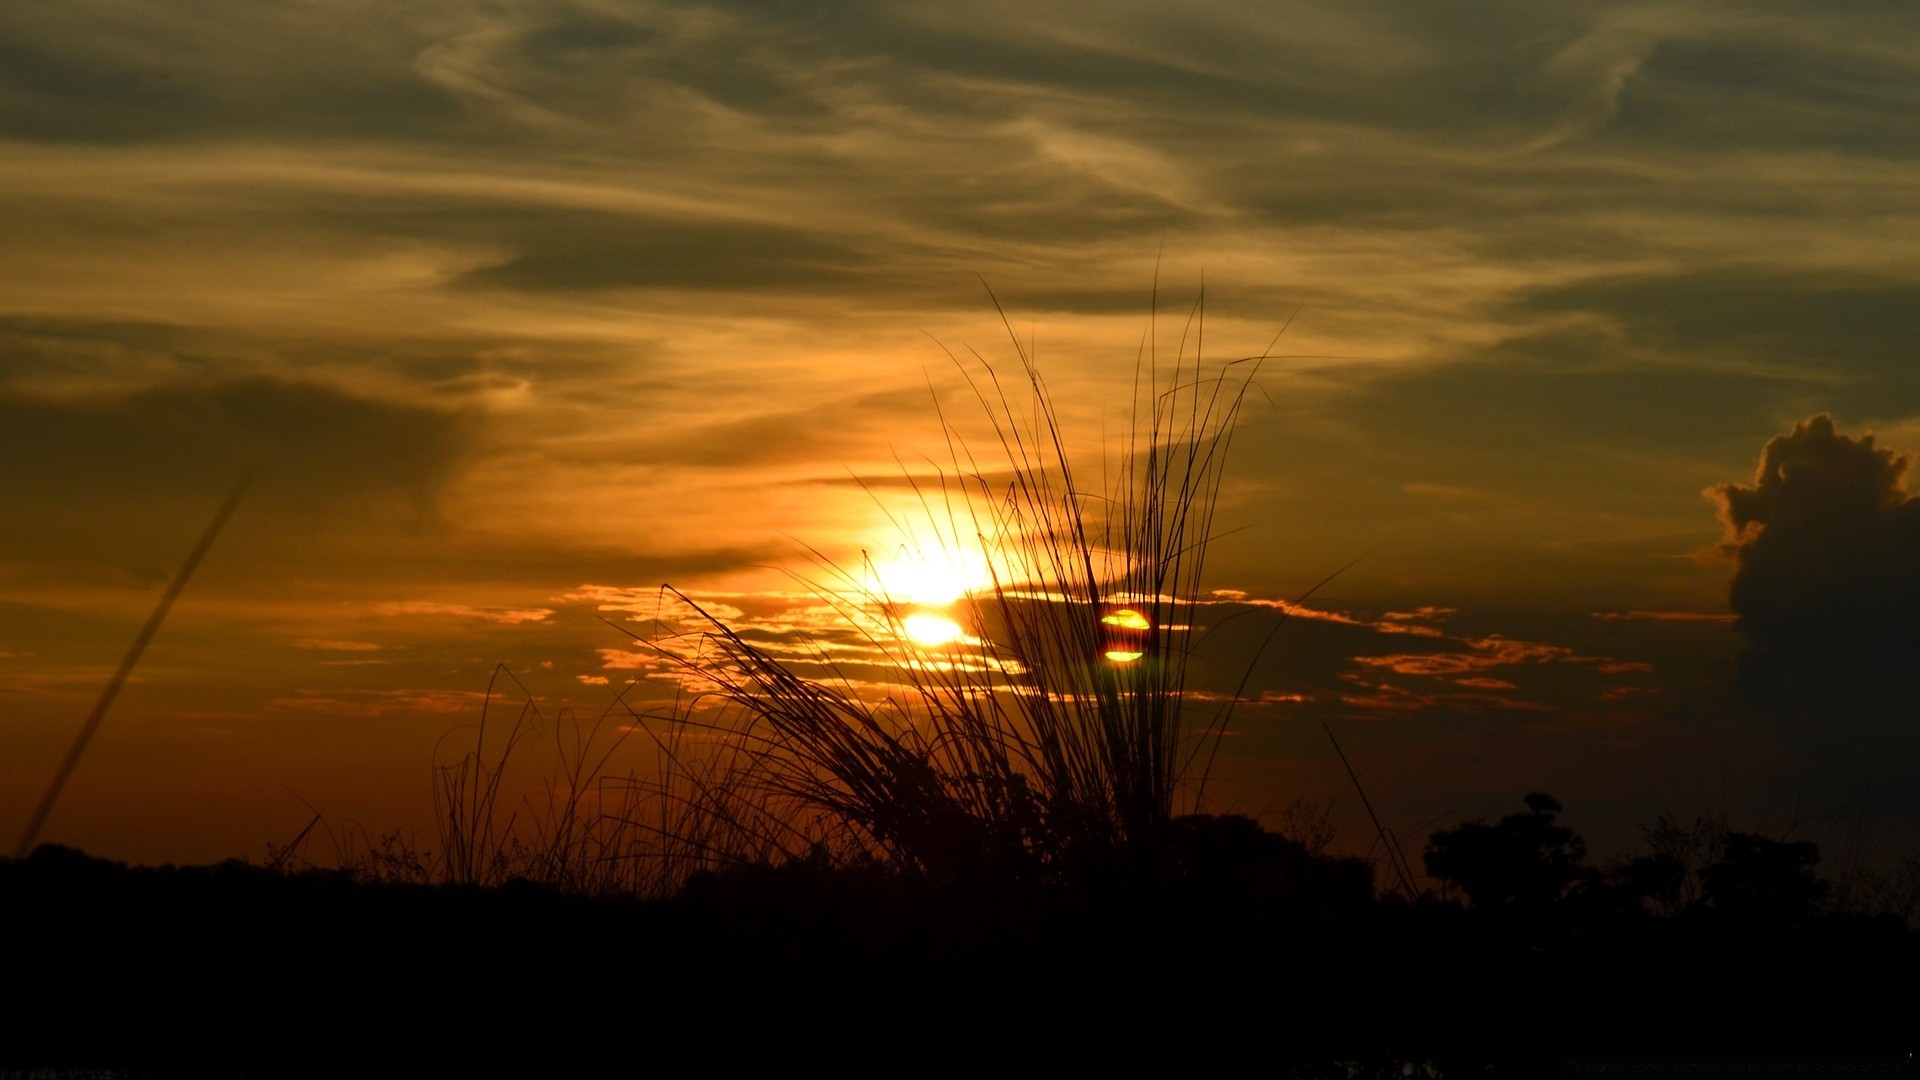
[{"left": 1708, "top": 414, "right": 1920, "bottom": 705}]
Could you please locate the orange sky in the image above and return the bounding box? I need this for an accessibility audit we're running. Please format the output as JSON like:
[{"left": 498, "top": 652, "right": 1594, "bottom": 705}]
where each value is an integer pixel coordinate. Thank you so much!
[{"left": 6, "top": 0, "right": 1920, "bottom": 864}]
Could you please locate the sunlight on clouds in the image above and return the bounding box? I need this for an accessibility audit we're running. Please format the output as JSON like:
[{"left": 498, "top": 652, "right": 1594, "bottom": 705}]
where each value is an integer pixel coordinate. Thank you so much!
[
  {"left": 5, "top": 0, "right": 1920, "bottom": 858},
  {"left": 869, "top": 543, "right": 989, "bottom": 607},
  {"left": 901, "top": 612, "right": 965, "bottom": 648},
  {"left": 372, "top": 601, "right": 553, "bottom": 624}
]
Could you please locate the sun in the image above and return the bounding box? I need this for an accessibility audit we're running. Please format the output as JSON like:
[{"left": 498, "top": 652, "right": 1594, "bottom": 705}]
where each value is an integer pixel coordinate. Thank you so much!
[
  {"left": 866, "top": 539, "right": 988, "bottom": 650},
  {"left": 1101, "top": 606, "right": 1151, "bottom": 664},
  {"left": 869, "top": 545, "right": 988, "bottom": 606},
  {"left": 902, "top": 612, "right": 966, "bottom": 648}
]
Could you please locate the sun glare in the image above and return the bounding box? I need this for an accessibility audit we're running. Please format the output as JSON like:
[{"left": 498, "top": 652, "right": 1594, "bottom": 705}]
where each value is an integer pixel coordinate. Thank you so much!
[
  {"left": 902, "top": 612, "right": 966, "bottom": 648},
  {"left": 1101, "top": 606, "right": 1151, "bottom": 664},
  {"left": 870, "top": 546, "right": 987, "bottom": 606}
]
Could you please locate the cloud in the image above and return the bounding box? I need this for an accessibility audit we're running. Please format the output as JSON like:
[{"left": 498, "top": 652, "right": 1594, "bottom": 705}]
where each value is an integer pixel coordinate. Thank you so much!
[
  {"left": 267, "top": 688, "right": 488, "bottom": 718},
  {"left": 0, "top": 372, "right": 473, "bottom": 508},
  {"left": 17, "top": 0, "right": 1920, "bottom": 864},
  {"left": 1516, "top": 271, "right": 1920, "bottom": 390},
  {"left": 1591, "top": 611, "right": 1734, "bottom": 622},
  {"left": 1708, "top": 414, "right": 1920, "bottom": 707},
  {"left": 373, "top": 601, "right": 553, "bottom": 624},
  {"left": 296, "top": 639, "right": 383, "bottom": 652},
  {"left": 618, "top": 386, "right": 938, "bottom": 469},
  {"left": 0, "top": 0, "right": 465, "bottom": 144},
  {"left": 0, "top": 368, "right": 490, "bottom": 593},
  {"left": 574, "top": 581, "right": 1657, "bottom": 722},
  {"left": 457, "top": 209, "right": 875, "bottom": 293}
]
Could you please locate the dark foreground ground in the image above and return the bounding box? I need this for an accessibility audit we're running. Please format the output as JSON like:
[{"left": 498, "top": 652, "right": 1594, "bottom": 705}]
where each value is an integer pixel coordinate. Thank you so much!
[{"left": 4, "top": 803, "right": 1916, "bottom": 1078}]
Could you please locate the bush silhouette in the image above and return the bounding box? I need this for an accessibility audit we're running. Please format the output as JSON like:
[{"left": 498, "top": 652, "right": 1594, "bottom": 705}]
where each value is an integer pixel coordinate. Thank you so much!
[
  {"left": 1165, "top": 812, "right": 1374, "bottom": 911},
  {"left": 1423, "top": 793, "right": 1588, "bottom": 910},
  {"left": 1699, "top": 831, "right": 1829, "bottom": 920},
  {"left": 1612, "top": 850, "right": 1689, "bottom": 915}
]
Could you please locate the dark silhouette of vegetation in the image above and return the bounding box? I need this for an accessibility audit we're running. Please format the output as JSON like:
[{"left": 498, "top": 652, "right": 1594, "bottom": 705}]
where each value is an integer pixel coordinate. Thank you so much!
[
  {"left": 1423, "top": 793, "right": 1589, "bottom": 911},
  {"left": 12, "top": 316, "right": 1914, "bottom": 1075},
  {"left": 13, "top": 477, "right": 248, "bottom": 860},
  {"left": 7, "top": 794, "right": 1916, "bottom": 1077},
  {"left": 356, "top": 298, "right": 1335, "bottom": 902},
  {"left": 1700, "top": 831, "right": 1829, "bottom": 920},
  {"left": 596, "top": 302, "right": 1282, "bottom": 893}
]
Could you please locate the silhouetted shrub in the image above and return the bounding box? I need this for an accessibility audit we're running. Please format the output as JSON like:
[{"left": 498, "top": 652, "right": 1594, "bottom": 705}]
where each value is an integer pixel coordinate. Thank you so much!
[
  {"left": 1612, "top": 851, "right": 1689, "bottom": 914},
  {"left": 1423, "top": 793, "right": 1588, "bottom": 911},
  {"left": 1699, "top": 831, "right": 1829, "bottom": 920},
  {"left": 1167, "top": 812, "right": 1373, "bottom": 911}
]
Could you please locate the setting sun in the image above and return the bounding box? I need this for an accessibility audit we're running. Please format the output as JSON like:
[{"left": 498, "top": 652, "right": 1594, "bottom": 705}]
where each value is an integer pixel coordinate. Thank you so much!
[
  {"left": 901, "top": 612, "right": 966, "bottom": 648},
  {"left": 869, "top": 545, "right": 989, "bottom": 606},
  {"left": 1101, "top": 606, "right": 1151, "bottom": 664},
  {"left": 5, "top": 1, "right": 1913, "bottom": 1069}
]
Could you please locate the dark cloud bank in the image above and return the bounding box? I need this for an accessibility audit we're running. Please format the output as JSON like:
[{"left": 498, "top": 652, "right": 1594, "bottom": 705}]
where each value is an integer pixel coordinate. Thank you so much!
[
  {"left": 1709, "top": 415, "right": 1920, "bottom": 776},
  {"left": 0, "top": 378, "right": 468, "bottom": 499}
]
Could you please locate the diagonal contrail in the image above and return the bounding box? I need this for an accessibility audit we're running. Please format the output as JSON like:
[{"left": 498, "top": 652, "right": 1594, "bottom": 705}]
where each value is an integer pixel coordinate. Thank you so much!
[{"left": 12, "top": 475, "right": 251, "bottom": 860}]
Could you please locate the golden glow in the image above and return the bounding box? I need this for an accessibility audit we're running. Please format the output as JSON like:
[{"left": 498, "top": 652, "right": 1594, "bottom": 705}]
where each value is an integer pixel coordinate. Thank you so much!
[
  {"left": 870, "top": 544, "right": 989, "bottom": 605},
  {"left": 1101, "top": 606, "right": 1149, "bottom": 664},
  {"left": 903, "top": 612, "right": 965, "bottom": 648}
]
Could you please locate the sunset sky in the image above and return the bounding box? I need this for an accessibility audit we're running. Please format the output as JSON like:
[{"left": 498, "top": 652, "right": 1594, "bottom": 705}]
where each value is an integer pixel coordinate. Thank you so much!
[{"left": 6, "top": 0, "right": 1920, "bottom": 865}]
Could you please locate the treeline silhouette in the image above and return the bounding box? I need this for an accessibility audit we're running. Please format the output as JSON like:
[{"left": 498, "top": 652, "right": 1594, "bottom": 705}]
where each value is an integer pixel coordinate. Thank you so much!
[{"left": 5, "top": 796, "right": 1915, "bottom": 1077}]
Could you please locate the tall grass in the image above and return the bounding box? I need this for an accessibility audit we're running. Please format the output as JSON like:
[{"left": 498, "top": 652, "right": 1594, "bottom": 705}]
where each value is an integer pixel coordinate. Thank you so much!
[
  {"left": 293, "top": 290, "right": 1282, "bottom": 896},
  {"left": 594, "top": 288, "right": 1277, "bottom": 889}
]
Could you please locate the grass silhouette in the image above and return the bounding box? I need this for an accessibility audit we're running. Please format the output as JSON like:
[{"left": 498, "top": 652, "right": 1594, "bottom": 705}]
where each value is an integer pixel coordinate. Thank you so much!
[
  {"left": 598, "top": 285, "right": 1283, "bottom": 890},
  {"left": 359, "top": 287, "right": 1301, "bottom": 896},
  {"left": 13, "top": 300, "right": 1919, "bottom": 1076},
  {"left": 13, "top": 476, "right": 250, "bottom": 860}
]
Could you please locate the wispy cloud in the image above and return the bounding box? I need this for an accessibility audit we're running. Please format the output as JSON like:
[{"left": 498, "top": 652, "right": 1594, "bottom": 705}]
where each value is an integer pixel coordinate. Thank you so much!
[
  {"left": 267, "top": 688, "right": 490, "bottom": 717},
  {"left": 373, "top": 601, "right": 553, "bottom": 624},
  {"left": 5, "top": 0, "right": 1916, "bottom": 855},
  {"left": 1592, "top": 610, "right": 1734, "bottom": 622}
]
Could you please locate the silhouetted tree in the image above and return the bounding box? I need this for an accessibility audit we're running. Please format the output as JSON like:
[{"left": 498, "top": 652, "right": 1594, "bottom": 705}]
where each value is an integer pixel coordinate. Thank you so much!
[
  {"left": 1166, "top": 813, "right": 1373, "bottom": 909},
  {"left": 1424, "top": 793, "right": 1588, "bottom": 910},
  {"left": 1699, "top": 832, "right": 1829, "bottom": 921},
  {"left": 1634, "top": 810, "right": 1729, "bottom": 910},
  {"left": 1612, "top": 851, "right": 1689, "bottom": 916}
]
